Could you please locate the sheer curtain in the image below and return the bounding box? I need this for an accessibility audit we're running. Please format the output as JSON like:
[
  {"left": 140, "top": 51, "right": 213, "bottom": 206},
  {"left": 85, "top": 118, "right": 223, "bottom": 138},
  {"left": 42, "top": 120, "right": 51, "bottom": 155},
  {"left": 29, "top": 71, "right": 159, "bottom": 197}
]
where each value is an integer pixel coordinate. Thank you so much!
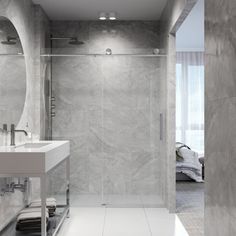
[{"left": 176, "top": 52, "right": 204, "bottom": 153}]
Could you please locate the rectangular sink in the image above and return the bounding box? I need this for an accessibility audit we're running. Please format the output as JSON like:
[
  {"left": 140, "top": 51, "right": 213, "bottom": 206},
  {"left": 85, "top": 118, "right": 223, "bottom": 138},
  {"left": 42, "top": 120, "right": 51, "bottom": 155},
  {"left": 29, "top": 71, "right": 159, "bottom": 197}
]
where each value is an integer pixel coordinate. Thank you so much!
[
  {"left": 0, "top": 141, "right": 70, "bottom": 175},
  {"left": 17, "top": 142, "right": 52, "bottom": 149}
]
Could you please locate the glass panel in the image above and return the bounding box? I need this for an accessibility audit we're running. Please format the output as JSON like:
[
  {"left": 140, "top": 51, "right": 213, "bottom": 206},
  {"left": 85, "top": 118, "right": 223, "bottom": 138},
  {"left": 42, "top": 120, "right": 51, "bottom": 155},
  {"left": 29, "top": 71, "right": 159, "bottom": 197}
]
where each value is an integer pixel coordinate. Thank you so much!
[
  {"left": 176, "top": 63, "right": 182, "bottom": 142},
  {"left": 51, "top": 55, "right": 166, "bottom": 207}
]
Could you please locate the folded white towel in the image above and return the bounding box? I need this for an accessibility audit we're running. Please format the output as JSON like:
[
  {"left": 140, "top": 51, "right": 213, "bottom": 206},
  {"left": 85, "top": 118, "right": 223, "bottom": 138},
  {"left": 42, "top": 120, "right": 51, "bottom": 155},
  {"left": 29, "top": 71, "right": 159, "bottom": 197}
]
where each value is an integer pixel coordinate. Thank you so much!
[
  {"left": 30, "top": 197, "right": 56, "bottom": 208},
  {"left": 19, "top": 208, "right": 47, "bottom": 214},
  {"left": 31, "top": 197, "right": 56, "bottom": 203},
  {"left": 17, "top": 210, "right": 49, "bottom": 222}
]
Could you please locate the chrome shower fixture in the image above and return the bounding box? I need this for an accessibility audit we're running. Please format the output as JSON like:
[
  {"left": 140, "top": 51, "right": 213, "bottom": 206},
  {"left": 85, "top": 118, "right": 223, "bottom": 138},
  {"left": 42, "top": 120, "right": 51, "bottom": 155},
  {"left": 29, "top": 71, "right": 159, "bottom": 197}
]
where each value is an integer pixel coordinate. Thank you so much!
[
  {"left": 1, "top": 36, "right": 19, "bottom": 45},
  {"left": 50, "top": 36, "right": 84, "bottom": 45},
  {"left": 153, "top": 48, "right": 160, "bottom": 54},
  {"left": 68, "top": 37, "right": 84, "bottom": 45},
  {"left": 106, "top": 48, "right": 112, "bottom": 55}
]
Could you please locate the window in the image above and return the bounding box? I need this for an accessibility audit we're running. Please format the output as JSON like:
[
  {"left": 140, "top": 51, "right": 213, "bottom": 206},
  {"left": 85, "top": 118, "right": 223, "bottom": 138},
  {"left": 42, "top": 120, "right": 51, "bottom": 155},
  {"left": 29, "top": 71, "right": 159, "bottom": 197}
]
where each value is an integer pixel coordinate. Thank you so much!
[{"left": 176, "top": 52, "right": 204, "bottom": 153}]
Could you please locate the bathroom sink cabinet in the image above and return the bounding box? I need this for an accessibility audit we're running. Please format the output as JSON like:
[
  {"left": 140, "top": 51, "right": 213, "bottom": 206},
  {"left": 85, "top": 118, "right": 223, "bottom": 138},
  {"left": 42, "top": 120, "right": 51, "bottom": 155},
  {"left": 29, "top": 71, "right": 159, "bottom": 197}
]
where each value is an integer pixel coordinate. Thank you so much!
[{"left": 0, "top": 141, "right": 70, "bottom": 236}]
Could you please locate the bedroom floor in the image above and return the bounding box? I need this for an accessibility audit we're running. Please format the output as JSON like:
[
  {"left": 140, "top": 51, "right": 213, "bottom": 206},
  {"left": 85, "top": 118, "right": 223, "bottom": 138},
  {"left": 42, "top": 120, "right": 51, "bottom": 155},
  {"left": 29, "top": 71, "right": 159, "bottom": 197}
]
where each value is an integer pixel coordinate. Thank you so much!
[{"left": 176, "top": 182, "right": 204, "bottom": 236}]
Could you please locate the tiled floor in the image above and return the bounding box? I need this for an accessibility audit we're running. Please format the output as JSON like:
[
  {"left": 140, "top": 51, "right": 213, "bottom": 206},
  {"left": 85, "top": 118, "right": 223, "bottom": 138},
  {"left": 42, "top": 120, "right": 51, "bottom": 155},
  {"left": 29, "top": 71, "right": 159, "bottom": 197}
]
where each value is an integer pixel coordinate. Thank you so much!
[{"left": 57, "top": 207, "right": 189, "bottom": 236}]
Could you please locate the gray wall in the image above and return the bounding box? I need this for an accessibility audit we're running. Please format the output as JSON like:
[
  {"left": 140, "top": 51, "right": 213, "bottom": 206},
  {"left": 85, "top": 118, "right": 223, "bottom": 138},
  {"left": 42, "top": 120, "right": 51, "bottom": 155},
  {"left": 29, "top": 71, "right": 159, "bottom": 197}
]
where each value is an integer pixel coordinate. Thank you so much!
[
  {"left": 205, "top": 0, "right": 236, "bottom": 235},
  {"left": 51, "top": 21, "right": 167, "bottom": 206}
]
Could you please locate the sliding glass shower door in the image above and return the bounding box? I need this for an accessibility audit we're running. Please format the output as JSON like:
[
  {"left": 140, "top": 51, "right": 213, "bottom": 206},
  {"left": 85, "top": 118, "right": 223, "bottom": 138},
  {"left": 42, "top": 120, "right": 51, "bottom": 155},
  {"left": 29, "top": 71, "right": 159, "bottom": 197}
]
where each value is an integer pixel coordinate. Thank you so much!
[{"left": 50, "top": 54, "right": 166, "bottom": 207}]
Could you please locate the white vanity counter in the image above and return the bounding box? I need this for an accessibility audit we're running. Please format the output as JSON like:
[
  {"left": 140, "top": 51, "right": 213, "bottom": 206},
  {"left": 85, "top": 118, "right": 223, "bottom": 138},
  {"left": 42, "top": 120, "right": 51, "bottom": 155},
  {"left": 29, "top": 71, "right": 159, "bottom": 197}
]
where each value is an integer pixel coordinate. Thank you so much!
[
  {"left": 0, "top": 140, "right": 70, "bottom": 175},
  {"left": 0, "top": 140, "right": 70, "bottom": 236}
]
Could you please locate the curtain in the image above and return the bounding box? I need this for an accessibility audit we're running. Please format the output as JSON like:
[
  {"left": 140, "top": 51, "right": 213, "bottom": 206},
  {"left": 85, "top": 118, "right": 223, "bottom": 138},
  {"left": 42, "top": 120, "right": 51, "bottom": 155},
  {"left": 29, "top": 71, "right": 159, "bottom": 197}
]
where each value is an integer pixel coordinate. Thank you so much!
[{"left": 176, "top": 52, "right": 204, "bottom": 153}]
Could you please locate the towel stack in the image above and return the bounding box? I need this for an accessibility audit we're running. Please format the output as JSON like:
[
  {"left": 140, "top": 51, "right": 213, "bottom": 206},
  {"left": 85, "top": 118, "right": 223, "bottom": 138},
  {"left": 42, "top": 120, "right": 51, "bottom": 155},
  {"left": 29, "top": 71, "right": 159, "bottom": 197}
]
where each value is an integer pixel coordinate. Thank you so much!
[
  {"left": 16, "top": 208, "right": 49, "bottom": 232},
  {"left": 16, "top": 198, "right": 57, "bottom": 232},
  {"left": 29, "top": 197, "right": 57, "bottom": 217}
]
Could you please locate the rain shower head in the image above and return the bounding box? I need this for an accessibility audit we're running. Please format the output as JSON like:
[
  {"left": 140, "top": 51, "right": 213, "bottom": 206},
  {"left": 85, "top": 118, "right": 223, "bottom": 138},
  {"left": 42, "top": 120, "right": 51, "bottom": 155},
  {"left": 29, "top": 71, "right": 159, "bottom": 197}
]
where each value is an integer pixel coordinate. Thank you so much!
[
  {"left": 1, "top": 36, "right": 18, "bottom": 45},
  {"left": 50, "top": 36, "right": 84, "bottom": 45},
  {"left": 68, "top": 37, "right": 84, "bottom": 45},
  {"left": 1, "top": 40, "right": 16, "bottom": 45}
]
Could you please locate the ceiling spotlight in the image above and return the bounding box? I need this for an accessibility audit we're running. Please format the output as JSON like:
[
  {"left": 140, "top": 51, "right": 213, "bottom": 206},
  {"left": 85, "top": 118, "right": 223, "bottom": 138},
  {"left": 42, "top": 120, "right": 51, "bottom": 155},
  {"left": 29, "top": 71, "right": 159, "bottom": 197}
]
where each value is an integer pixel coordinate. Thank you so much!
[
  {"left": 99, "top": 12, "right": 107, "bottom": 20},
  {"left": 109, "top": 12, "right": 117, "bottom": 20}
]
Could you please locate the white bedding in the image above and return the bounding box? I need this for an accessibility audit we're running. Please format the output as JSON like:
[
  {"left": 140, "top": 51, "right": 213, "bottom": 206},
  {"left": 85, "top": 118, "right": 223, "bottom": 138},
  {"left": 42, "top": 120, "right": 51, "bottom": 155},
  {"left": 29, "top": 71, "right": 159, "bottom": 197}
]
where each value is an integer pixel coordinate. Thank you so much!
[{"left": 176, "top": 148, "right": 203, "bottom": 182}]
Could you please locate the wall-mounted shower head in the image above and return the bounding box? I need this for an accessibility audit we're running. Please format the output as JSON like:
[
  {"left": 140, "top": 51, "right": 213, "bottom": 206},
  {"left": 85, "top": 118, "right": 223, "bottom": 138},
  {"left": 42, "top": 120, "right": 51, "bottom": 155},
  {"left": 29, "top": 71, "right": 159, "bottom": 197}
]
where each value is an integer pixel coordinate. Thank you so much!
[
  {"left": 50, "top": 36, "right": 84, "bottom": 45},
  {"left": 1, "top": 36, "right": 18, "bottom": 45},
  {"left": 68, "top": 37, "right": 84, "bottom": 45}
]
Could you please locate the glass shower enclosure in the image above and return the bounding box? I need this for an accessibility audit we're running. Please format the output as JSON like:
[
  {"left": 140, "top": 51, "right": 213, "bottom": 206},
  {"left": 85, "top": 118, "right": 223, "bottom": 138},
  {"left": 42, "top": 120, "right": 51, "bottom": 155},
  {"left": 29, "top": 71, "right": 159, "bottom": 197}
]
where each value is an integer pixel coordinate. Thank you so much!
[{"left": 42, "top": 51, "right": 167, "bottom": 208}]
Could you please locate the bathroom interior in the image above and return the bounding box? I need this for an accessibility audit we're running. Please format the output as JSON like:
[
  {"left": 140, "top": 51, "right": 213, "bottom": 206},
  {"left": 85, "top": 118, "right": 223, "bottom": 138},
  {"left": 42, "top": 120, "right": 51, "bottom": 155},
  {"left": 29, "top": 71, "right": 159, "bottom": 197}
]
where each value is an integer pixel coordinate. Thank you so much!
[{"left": 0, "top": 0, "right": 234, "bottom": 235}]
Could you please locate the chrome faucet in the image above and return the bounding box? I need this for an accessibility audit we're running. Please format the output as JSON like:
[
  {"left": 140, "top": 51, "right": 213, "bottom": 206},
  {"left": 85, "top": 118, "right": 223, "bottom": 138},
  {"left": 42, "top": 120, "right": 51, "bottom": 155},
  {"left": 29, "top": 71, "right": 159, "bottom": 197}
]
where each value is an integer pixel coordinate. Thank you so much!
[{"left": 10, "top": 124, "right": 28, "bottom": 146}]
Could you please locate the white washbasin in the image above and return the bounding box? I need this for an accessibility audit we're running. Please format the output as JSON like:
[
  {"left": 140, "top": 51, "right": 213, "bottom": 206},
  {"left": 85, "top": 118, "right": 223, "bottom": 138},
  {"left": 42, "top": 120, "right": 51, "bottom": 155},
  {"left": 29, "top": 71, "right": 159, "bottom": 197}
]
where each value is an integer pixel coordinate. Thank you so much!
[
  {"left": 16, "top": 142, "right": 52, "bottom": 149},
  {"left": 0, "top": 141, "right": 70, "bottom": 175}
]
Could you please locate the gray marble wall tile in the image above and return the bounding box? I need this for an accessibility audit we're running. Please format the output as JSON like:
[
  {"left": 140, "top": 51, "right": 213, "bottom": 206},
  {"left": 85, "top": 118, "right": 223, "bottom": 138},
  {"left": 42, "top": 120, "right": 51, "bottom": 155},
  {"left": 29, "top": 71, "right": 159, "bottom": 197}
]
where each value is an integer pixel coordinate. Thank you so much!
[
  {"left": 205, "top": 0, "right": 236, "bottom": 235},
  {"left": 102, "top": 108, "right": 151, "bottom": 153}
]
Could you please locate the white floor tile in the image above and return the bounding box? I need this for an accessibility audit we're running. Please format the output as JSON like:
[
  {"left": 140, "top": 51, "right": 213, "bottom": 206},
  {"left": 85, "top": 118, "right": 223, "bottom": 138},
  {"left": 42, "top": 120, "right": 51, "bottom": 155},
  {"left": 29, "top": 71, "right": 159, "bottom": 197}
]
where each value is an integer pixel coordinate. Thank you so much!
[
  {"left": 71, "top": 194, "right": 106, "bottom": 207},
  {"left": 106, "top": 194, "right": 142, "bottom": 206},
  {"left": 57, "top": 207, "right": 105, "bottom": 236},
  {"left": 57, "top": 207, "right": 189, "bottom": 236},
  {"left": 103, "top": 208, "right": 151, "bottom": 236},
  {"left": 140, "top": 194, "right": 165, "bottom": 207},
  {"left": 145, "top": 208, "right": 189, "bottom": 236}
]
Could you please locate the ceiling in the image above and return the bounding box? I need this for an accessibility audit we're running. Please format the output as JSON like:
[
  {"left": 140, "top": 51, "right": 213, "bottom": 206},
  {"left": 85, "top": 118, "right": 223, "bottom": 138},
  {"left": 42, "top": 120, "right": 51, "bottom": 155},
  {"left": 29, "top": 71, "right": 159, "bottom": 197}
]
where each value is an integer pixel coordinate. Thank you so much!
[
  {"left": 176, "top": 0, "right": 204, "bottom": 51},
  {"left": 32, "top": 0, "right": 168, "bottom": 20}
]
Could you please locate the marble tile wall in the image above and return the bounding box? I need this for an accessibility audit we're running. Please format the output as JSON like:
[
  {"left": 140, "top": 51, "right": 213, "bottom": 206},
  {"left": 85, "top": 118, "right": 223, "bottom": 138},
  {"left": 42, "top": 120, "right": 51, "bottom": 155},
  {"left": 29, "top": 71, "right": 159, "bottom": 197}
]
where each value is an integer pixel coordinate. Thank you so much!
[
  {"left": 51, "top": 21, "right": 166, "bottom": 206},
  {"left": 205, "top": 0, "right": 236, "bottom": 235}
]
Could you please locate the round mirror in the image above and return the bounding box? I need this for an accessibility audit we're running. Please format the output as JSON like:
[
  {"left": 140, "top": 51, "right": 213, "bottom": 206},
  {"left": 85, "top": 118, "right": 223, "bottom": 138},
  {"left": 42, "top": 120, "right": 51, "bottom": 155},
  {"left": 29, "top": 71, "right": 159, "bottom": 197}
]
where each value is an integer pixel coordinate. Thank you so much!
[{"left": 0, "top": 16, "right": 26, "bottom": 126}]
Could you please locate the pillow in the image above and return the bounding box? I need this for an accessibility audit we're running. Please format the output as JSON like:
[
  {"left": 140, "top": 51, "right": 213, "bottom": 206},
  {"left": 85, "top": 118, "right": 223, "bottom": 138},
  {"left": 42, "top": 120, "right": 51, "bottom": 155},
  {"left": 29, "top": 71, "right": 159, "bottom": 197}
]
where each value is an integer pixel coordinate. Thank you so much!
[
  {"left": 176, "top": 142, "right": 191, "bottom": 161},
  {"left": 179, "top": 148, "right": 197, "bottom": 161}
]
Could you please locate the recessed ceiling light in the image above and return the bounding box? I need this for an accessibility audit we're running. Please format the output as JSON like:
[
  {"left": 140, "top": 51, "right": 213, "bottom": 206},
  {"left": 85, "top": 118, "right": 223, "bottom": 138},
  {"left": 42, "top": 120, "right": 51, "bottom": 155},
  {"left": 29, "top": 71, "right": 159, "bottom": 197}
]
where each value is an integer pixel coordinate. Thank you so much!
[
  {"left": 99, "top": 12, "right": 107, "bottom": 20},
  {"left": 109, "top": 12, "right": 117, "bottom": 20}
]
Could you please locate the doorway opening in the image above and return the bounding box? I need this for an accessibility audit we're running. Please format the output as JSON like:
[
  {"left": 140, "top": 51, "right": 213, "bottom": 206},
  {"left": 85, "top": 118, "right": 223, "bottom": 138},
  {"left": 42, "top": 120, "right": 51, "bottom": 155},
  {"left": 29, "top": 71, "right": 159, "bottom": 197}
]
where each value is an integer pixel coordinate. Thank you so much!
[{"left": 175, "top": 0, "right": 204, "bottom": 235}]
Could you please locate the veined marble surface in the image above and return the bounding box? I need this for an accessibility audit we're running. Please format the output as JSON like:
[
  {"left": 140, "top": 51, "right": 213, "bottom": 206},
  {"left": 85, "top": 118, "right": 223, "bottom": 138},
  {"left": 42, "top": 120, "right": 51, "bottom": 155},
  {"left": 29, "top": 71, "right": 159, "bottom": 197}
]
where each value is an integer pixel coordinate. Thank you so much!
[{"left": 205, "top": 0, "right": 236, "bottom": 235}]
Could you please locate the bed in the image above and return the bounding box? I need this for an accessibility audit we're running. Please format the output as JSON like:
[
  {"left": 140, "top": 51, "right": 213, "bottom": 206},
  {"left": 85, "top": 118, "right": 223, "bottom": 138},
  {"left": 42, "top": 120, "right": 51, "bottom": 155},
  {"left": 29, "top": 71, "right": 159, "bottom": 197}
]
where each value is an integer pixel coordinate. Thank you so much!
[{"left": 176, "top": 142, "right": 204, "bottom": 182}]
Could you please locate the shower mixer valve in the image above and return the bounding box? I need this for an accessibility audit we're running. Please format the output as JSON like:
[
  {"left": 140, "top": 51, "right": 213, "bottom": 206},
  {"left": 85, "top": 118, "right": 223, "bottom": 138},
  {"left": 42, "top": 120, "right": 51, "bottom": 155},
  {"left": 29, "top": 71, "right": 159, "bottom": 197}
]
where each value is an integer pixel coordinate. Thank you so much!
[{"left": 0, "top": 178, "right": 28, "bottom": 196}]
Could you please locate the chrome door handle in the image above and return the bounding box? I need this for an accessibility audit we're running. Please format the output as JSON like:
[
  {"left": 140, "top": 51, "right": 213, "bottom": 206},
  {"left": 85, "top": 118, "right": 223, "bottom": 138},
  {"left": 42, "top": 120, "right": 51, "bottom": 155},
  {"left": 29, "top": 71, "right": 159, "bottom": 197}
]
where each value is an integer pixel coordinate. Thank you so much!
[{"left": 160, "top": 113, "right": 163, "bottom": 141}]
